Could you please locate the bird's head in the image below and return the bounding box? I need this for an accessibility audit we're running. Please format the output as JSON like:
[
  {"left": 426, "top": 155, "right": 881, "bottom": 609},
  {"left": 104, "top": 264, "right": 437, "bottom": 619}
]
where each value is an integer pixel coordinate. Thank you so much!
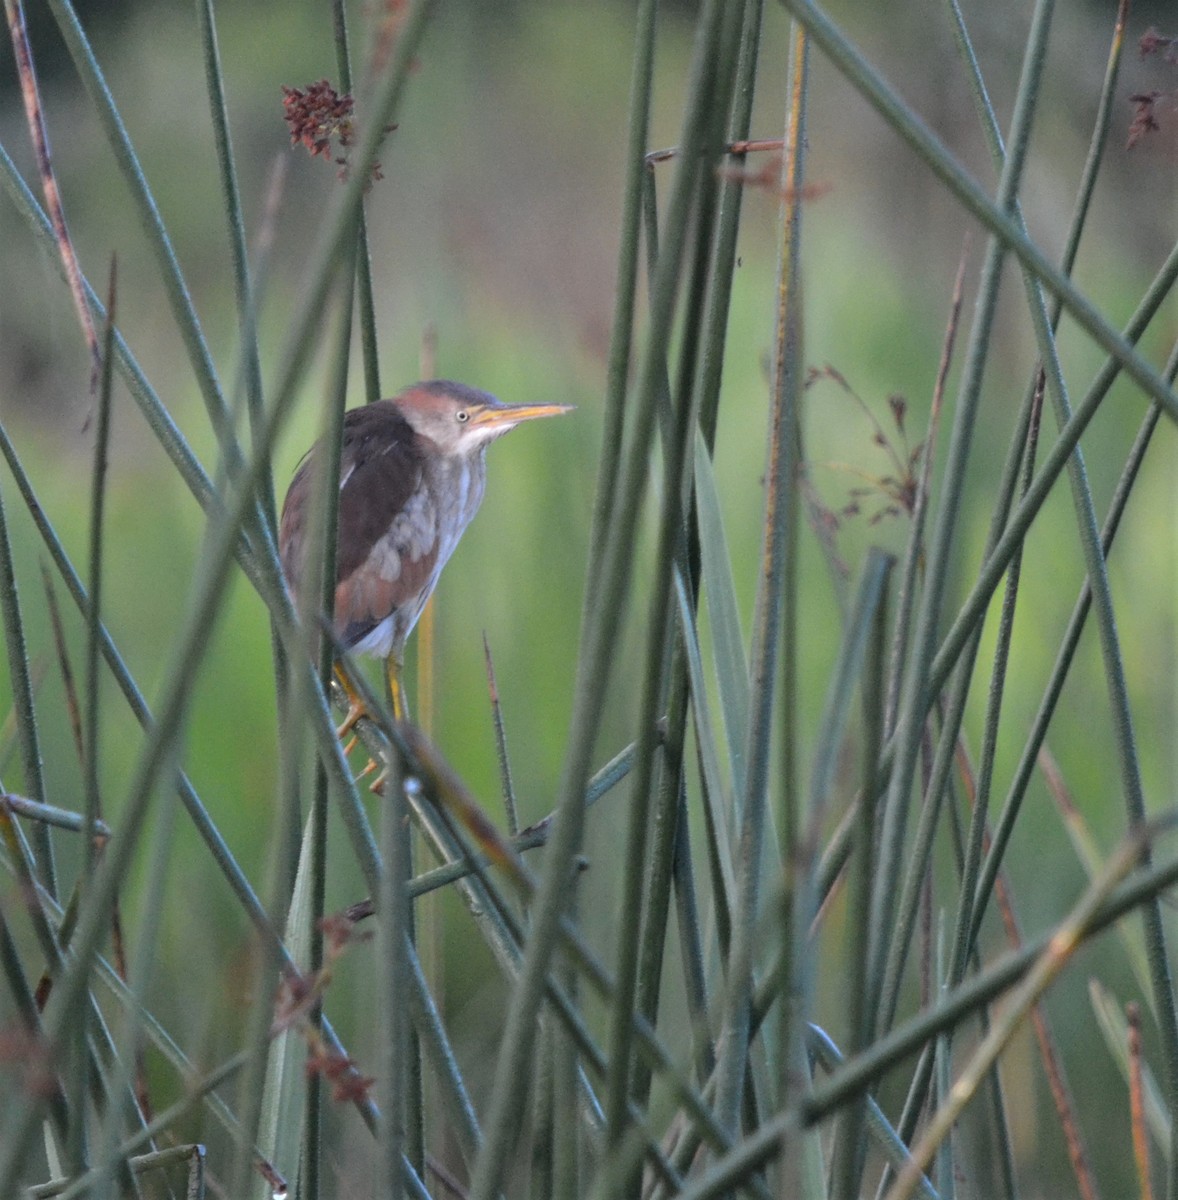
[{"left": 393, "top": 380, "right": 573, "bottom": 458}]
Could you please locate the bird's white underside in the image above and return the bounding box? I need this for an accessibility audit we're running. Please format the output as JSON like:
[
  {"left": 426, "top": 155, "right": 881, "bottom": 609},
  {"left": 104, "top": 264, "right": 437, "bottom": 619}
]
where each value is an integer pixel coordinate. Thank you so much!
[
  {"left": 348, "top": 456, "right": 483, "bottom": 658},
  {"left": 348, "top": 612, "right": 401, "bottom": 658}
]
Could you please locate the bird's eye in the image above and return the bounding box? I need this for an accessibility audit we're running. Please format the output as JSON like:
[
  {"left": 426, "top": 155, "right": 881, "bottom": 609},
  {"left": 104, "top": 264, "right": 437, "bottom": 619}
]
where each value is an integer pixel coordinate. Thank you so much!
[{"left": 455, "top": 410, "right": 470, "bottom": 423}]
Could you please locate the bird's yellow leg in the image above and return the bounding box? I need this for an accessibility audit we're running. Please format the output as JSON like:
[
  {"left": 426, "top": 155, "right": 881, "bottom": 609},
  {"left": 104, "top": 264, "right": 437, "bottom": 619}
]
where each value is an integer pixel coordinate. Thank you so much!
[
  {"left": 354, "top": 653, "right": 408, "bottom": 796},
  {"left": 386, "top": 652, "right": 409, "bottom": 723}
]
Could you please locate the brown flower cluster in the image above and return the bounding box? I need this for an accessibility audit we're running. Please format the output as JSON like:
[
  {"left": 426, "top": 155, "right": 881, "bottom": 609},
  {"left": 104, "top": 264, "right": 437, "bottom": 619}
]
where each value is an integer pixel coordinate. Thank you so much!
[
  {"left": 1139, "top": 26, "right": 1177, "bottom": 64},
  {"left": 305, "top": 1037, "right": 376, "bottom": 1105},
  {"left": 1129, "top": 27, "right": 1177, "bottom": 148},
  {"left": 804, "top": 366, "right": 923, "bottom": 536},
  {"left": 1128, "top": 92, "right": 1163, "bottom": 148},
  {"left": 282, "top": 79, "right": 354, "bottom": 159},
  {"left": 281, "top": 78, "right": 389, "bottom": 183},
  {"left": 263, "top": 914, "right": 378, "bottom": 1106}
]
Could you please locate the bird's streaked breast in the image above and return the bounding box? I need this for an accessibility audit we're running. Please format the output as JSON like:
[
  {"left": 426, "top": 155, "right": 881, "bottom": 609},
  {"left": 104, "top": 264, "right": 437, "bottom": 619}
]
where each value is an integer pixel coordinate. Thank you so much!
[{"left": 367, "top": 485, "right": 438, "bottom": 583}]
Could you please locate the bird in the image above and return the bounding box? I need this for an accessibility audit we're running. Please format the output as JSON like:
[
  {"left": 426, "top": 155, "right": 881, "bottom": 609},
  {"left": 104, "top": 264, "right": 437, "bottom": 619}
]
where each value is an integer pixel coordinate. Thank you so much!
[{"left": 279, "top": 379, "right": 573, "bottom": 729}]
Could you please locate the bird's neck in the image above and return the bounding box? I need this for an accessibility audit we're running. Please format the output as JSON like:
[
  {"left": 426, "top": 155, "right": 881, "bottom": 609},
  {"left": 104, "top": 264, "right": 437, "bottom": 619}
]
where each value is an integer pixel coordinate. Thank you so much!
[{"left": 428, "top": 451, "right": 488, "bottom": 529}]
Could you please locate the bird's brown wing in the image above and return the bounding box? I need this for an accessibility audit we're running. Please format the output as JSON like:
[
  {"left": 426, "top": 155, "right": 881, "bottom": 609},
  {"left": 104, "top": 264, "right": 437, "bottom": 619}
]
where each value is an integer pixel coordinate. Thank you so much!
[
  {"left": 332, "top": 403, "right": 442, "bottom": 648},
  {"left": 279, "top": 401, "right": 443, "bottom": 650},
  {"left": 334, "top": 403, "right": 422, "bottom": 580},
  {"left": 278, "top": 453, "right": 313, "bottom": 597}
]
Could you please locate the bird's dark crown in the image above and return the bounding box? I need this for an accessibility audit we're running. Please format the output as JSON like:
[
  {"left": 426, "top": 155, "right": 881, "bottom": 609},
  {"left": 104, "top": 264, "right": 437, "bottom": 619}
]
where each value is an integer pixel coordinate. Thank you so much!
[{"left": 405, "top": 379, "right": 498, "bottom": 409}]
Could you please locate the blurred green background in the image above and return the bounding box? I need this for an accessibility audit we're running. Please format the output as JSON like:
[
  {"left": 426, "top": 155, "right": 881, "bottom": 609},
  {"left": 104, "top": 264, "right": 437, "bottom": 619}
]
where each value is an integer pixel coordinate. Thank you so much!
[{"left": 1, "top": 0, "right": 1176, "bottom": 1193}]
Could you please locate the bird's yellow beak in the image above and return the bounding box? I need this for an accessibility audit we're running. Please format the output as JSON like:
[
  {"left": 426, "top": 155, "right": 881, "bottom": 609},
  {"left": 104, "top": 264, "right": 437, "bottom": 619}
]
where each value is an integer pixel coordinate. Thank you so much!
[{"left": 471, "top": 401, "right": 575, "bottom": 428}]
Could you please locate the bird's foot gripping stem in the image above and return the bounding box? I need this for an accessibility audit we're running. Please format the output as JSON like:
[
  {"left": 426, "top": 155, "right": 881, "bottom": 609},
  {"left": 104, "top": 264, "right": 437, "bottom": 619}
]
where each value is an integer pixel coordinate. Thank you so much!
[
  {"left": 332, "top": 654, "right": 409, "bottom": 738},
  {"left": 332, "top": 667, "right": 369, "bottom": 740},
  {"left": 330, "top": 658, "right": 407, "bottom": 793}
]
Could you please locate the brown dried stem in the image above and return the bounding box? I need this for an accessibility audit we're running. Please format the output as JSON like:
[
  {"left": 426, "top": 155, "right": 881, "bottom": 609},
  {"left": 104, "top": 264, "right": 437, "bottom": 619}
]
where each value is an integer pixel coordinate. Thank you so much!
[
  {"left": 954, "top": 739, "right": 1100, "bottom": 1200},
  {"left": 1128, "top": 1002, "right": 1154, "bottom": 1200},
  {"left": 3, "top": 0, "right": 101, "bottom": 394}
]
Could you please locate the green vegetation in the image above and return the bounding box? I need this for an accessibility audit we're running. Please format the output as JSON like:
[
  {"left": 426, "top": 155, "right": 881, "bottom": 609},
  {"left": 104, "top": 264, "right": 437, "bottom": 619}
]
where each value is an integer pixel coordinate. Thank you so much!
[{"left": 0, "top": 1, "right": 1176, "bottom": 1197}]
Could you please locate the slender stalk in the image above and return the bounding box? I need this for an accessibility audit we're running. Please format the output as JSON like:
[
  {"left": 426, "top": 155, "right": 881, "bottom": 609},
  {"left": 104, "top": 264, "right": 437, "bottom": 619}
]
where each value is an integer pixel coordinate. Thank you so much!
[
  {"left": 553, "top": 886, "right": 583, "bottom": 1199},
  {"left": 380, "top": 752, "right": 410, "bottom": 1200},
  {"left": 660, "top": 836, "right": 1178, "bottom": 1200},
  {"left": 374, "top": 720, "right": 765, "bottom": 1194},
  {"left": 0, "top": 144, "right": 244, "bottom": 556},
  {"left": 606, "top": 3, "right": 745, "bottom": 1174},
  {"left": 884, "top": 247, "right": 967, "bottom": 738},
  {"left": 45, "top": 0, "right": 282, "bottom": 581},
  {"left": 671, "top": 783, "right": 717, "bottom": 1088},
  {"left": 403, "top": 939, "right": 483, "bottom": 1169},
  {"left": 972, "top": 337, "right": 1178, "bottom": 946},
  {"left": 331, "top": 0, "right": 382, "bottom": 405},
  {"left": 781, "top": 0, "right": 1178, "bottom": 417},
  {"left": 696, "top": 0, "right": 765, "bottom": 450},
  {"left": 0, "top": 247, "right": 379, "bottom": 1184},
  {"left": 302, "top": 235, "right": 357, "bottom": 1200},
  {"left": 924, "top": 233, "right": 1178, "bottom": 725},
  {"left": 885, "top": 827, "right": 1159, "bottom": 1200},
  {"left": 868, "top": 0, "right": 1055, "bottom": 1037},
  {"left": 628, "top": 0, "right": 755, "bottom": 1132},
  {"left": 482, "top": 635, "right": 519, "bottom": 835},
  {"left": 468, "top": 4, "right": 728, "bottom": 1196},
  {"left": 0, "top": 464, "right": 51, "bottom": 894},
  {"left": 950, "top": 4, "right": 1178, "bottom": 1173},
  {"left": 67, "top": 258, "right": 119, "bottom": 1194},
  {"left": 194, "top": 0, "right": 273, "bottom": 522},
  {"left": 268, "top": 0, "right": 436, "bottom": 424},
  {"left": 582, "top": 0, "right": 659, "bottom": 599},
  {"left": 831, "top": 552, "right": 891, "bottom": 1200},
  {"left": 875, "top": 377, "right": 1043, "bottom": 1038},
  {"left": 812, "top": 1025, "right": 940, "bottom": 1200},
  {"left": 83, "top": 265, "right": 115, "bottom": 892},
  {"left": 3, "top": 0, "right": 99, "bottom": 387},
  {"left": 1129, "top": 1003, "right": 1154, "bottom": 1200},
  {"left": 88, "top": 750, "right": 179, "bottom": 1200},
  {"left": 710, "top": 20, "right": 807, "bottom": 1147},
  {"left": 0, "top": 418, "right": 377, "bottom": 1161}
]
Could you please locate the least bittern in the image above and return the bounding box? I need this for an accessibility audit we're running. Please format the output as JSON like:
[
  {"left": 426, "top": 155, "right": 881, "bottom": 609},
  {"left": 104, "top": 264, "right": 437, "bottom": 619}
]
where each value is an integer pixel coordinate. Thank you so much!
[{"left": 279, "top": 379, "right": 572, "bottom": 730}]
